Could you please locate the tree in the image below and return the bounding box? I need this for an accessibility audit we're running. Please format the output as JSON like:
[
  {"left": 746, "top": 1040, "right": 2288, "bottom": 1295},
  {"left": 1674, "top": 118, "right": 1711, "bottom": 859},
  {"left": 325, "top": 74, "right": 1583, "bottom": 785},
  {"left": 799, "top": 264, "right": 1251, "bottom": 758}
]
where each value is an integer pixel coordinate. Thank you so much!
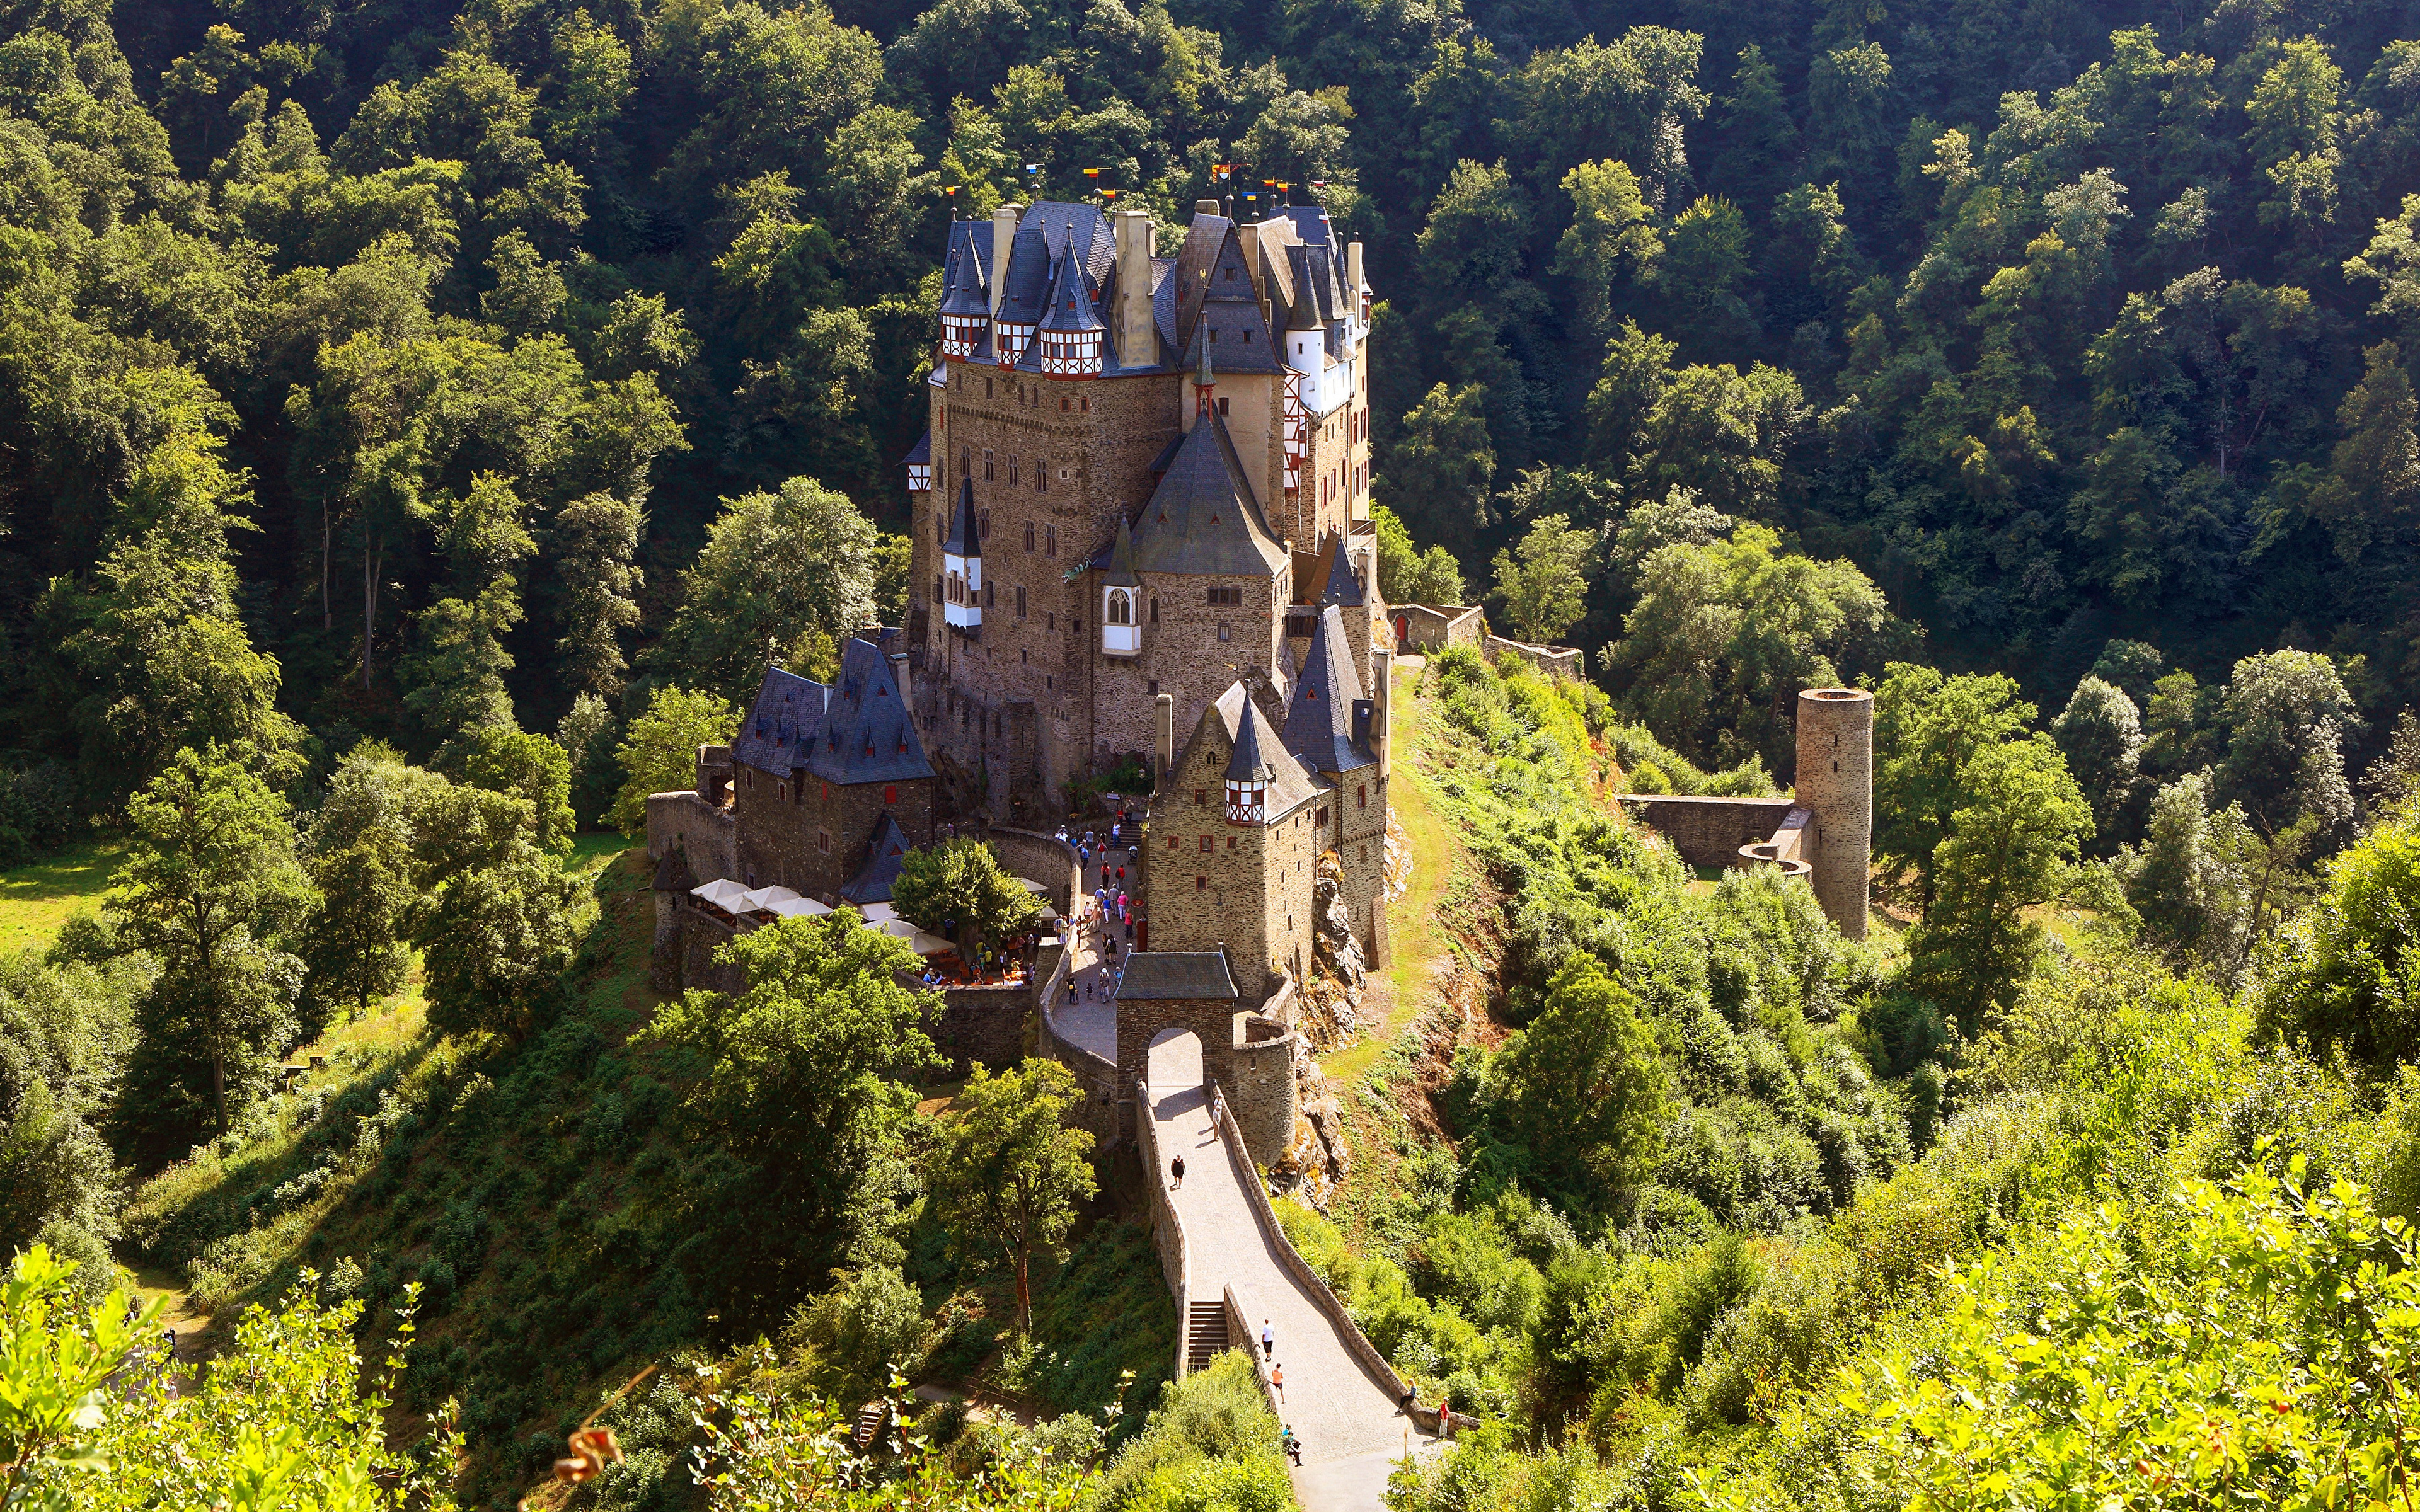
[
  {"left": 642, "top": 478, "right": 880, "bottom": 704},
  {"left": 2256, "top": 808, "right": 2420, "bottom": 1065},
  {"left": 299, "top": 825, "right": 413, "bottom": 1025},
  {"left": 931, "top": 1059, "right": 1097, "bottom": 1333},
  {"left": 1872, "top": 665, "right": 2038, "bottom": 909},
  {"left": 611, "top": 685, "right": 741, "bottom": 836},
  {"left": 892, "top": 840, "right": 1041, "bottom": 953},
  {"left": 1372, "top": 505, "right": 1468, "bottom": 608},
  {"left": 556, "top": 692, "right": 619, "bottom": 828},
  {"left": 1483, "top": 957, "right": 1667, "bottom": 1203},
  {"left": 635, "top": 912, "right": 940, "bottom": 1320},
  {"left": 108, "top": 749, "right": 312, "bottom": 1136},
  {"left": 1554, "top": 159, "right": 1659, "bottom": 343},
  {"left": 2307, "top": 343, "right": 2420, "bottom": 562},
  {"left": 548, "top": 491, "right": 644, "bottom": 698},
  {"left": 1610, "top": 526, "right": 1891, "bottom": 774},
  {"left": 418, "top": 838, "right": 587, "bottom": 1041},
  {"left": 2215, "top": 649, "right": 2357, "bottom": 840},
  {"left": 454, "top": 723, "right": 575, "bottom": 855},
  {"left": 1904, "top": 737, "right": 2093, "bottom": 1034},
  {"left": 2051, "top": 676, "right": 2144, "bottom": 849},
  {"left": 1381, "top": 382, "right": 1495, "bottom": 564},
  {"left": 783, "top": 1264, "right": 931, "bottom": 1404},
  {"left": 1490, "top": 515, "right": 1593, "bottom": 643},
  {"left": 2119, "top": 771, "right": 2254, "bottom": 978}
]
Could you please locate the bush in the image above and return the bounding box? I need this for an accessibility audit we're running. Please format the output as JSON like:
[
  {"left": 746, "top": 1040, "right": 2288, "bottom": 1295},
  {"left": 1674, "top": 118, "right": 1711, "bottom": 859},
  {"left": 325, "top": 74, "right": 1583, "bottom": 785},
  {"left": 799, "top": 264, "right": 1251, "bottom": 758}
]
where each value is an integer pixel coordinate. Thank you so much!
[{"left": 784, "top": 1264, "right": 931, "bottom": 1406}]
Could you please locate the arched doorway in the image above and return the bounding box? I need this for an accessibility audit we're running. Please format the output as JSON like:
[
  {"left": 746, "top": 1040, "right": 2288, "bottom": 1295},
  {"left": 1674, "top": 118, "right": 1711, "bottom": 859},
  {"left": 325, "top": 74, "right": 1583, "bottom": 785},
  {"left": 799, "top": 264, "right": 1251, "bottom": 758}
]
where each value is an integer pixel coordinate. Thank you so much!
[{"left": 1146, "top": 1026, "right": 1204, "bottom": 1091}]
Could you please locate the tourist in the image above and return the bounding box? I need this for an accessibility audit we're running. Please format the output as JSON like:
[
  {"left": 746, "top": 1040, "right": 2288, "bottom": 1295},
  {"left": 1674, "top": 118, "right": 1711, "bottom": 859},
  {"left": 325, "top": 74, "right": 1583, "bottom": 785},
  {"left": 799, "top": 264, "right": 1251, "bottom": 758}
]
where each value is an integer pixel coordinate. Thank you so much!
[
  {"left": 1437, "top": 1393, "right": 1453, "bottom": 1440},
  {"left": 1170, "top": 1154, "right": 1185, "bottom": 1189},
  {"left": 1261, "top": 1320, "right": 1274, "bottom": 1360},
  {"left": 1281, "top": 1426, "right": 1303, "bottom": 1467},
  {"left": 1270, "top": 1363, "right": 1284, "bottom": 1403}
]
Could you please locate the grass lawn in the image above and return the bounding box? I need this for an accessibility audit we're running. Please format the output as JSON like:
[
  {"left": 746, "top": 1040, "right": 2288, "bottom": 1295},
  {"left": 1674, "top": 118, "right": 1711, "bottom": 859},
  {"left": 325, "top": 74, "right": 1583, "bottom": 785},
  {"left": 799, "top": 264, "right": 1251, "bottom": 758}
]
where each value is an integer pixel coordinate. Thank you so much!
[
  {"left": 0, "top": 841, "right": 124, "bottom": 956},
  {"left": 1320, "top": 660, "right": 1465, "bottom": 1090}
]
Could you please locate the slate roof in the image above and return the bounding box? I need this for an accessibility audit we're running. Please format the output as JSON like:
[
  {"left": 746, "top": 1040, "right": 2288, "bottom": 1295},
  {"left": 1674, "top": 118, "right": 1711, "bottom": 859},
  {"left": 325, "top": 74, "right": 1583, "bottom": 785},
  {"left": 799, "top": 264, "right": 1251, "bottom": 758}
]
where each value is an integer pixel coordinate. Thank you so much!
[
  {"left": 839, "top": 812, "right": 913, "bottom": 903},
  {"left": 732, "top": 666, "right": 831, "bottom": 775},
  {"left": 1307, "top": 530, "right": 1364, "bottom": 608},
  {"left": 1103, "top": 514, "right": 1140, "bottom": 587},
  {"left": 943, "top": 478, "right": 979, "bottom": 557},
  {"left": 734, "top": 638, "right": 934, "bottom": 787},
  {"left": 1226, "top": 687, "right": 1276, "bottom": 781},
  {"left": 996, "top": 227, "right": 1053, "bottom": 329},
  {"left": 1281, "top": 604, "right": 1376, "bottom": 776},
  {"left": 905, "top": 430, "right": 931, "bottom": 466},
  {"left": 1201, "top": 682, "right": 1320, "bottom": 815},
  {"left": 1280, "top": 205, "right": 1334, "bottom": 246},
  {"left": 1114, "top": 951, "right": 1240, "bottom": 1001},
  {"left": 807, "top": 636, "right": 934, "bottom": 785},
  {"left": 1127, "top": 415, "right": 1287, "bottom": 578},
  {"left": 1037, "top": 240, "right": 1104, "bottom": 334},
  {"left": 939, "top": 221, "right": 990, "bottom": 316},
  {"left": 1020, "top": 200, "right": 1116, "bottom": 282}
]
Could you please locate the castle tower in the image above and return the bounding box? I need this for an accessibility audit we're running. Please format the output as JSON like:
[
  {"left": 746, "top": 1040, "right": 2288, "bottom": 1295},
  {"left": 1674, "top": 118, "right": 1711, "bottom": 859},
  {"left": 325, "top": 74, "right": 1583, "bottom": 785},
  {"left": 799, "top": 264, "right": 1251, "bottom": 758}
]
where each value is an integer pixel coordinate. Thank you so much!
[
  {"left": 1152, "top": 684, "right": 1317, "bottom": 1000},
  {"left": 1795, "top": 687, "right": 1872, "bottom": 941}
]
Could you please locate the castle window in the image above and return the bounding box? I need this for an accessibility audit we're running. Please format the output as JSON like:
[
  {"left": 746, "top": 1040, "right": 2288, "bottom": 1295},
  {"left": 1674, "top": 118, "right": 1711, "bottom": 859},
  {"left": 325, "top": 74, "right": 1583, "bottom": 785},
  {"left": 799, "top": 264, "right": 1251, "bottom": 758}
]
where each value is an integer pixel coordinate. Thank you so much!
[
  {"left": 1044, "top": 524, "right": 1056, "bottom": 556},
  {"left": 1227, "top": 836, "right": 1236, "bottom": 849},
  {"left": 933, "top": 574, "right": 943, "bottom": 603},
  {"left": 1207, "top": 586, "right": 1242, "bottom": 607},
  {"left": 885, "top": 784, "right": 897, "bottom": 804},
  {"left": 986, "top": 580, "right": 995, "bottom": 607},
  {"left": 1199, "top": 834, "right": 1211, "bottom": 852},
  {"left": 1359, "top": 845, "right": 1368, "bottom": 863},
  {"left": 1047, "top": 613, "right": 1055, "bottom": 630},
  {"left": 1195, "top": 789, "right": 1206, "bottom": 805},
  {"left": 1357, "top": 784, "right": 1366, "bottom": 808},
  {"left": 817, "top": 830, "right": 831, "bottom": 854},
  {"left": 1147, "top": 680, "right": 1158, "bottom": 695},
  {"left": 1107, "top": 590, "right": 1132, "bottom": 625},
  {"left": 1150, "top": 598, "right": 1160, "bottom": 624},
  {"left": 1169, "top": 835, "right": 1179, "bottom": 849},
  {"left": 1008, "top": 457, "right": 1020, "bottom": 486},
  {"left": 947, "top": 570, "right": 963, "bottom": 604},
  {"left": 1218, "top": 623, "right": 1231, "bottom": 641},
  {"left": 979, "top": 507, "right": 991, "bottom": 537},
  {"left": 1196, "top": 876, "right": 1206, "bottom": 890},
  {"left": 983, "top": 450, "right": 995, "bottom": 481},
  {"left": 1218, "top": 396, "right": 1229, "bottom": 416},
  {"left": 1317, "top": 808, "right": 1328, "bottom": 826},
  {"left": 1017, "top": 585, "right": 1027, "bottom": 617},
  {"left": 1061, "top": 397, "right": 1070, "bottom": 411},
  {"left": 822, "top": 782, "right": 830, "bottom": 801},
  {"left": 1037, "top": 465, "right": 1046, "bottom": 493},
  {"left": 1023, "top": 522, "right": 1035, "bottom": 551},
  {"left": 776, "top": 781, "right": 788, "bottom": 802},
  {"left": 1081, "top": 398, "right": 1090, "bottom": 411}
]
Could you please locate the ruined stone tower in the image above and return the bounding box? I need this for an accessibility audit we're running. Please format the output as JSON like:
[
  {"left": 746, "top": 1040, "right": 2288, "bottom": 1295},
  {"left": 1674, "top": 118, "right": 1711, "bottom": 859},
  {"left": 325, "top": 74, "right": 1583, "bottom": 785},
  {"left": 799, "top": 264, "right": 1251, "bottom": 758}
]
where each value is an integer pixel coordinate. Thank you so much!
[{"left": 1794, "top": 687, "right": 1872, "bottom": 941}]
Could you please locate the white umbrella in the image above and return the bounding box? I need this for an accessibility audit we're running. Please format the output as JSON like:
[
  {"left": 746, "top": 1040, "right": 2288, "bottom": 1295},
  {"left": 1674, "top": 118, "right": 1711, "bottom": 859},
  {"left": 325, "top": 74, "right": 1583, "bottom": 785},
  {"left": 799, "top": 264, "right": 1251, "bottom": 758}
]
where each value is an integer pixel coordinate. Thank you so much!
[
  {"left": 691, "top": 879, "right": 751, "bottom": 912},
  {"left": 740, "top": 885, "right": 802, "bottom": 911},
  {"left": 856, "top": 902, "right": 899, "bottom": 924},
  {"left": 909, "top": 930, "right": 953, "bottom": 956},
  {"left": 766, "top": 897, "right": 831, "bottom": 919},
  {"left": 871, "top": 917, "right": 921, "bottom": 939},
  {"left": 1015, "top": 877, "right": 1051, "bottom": 893}
]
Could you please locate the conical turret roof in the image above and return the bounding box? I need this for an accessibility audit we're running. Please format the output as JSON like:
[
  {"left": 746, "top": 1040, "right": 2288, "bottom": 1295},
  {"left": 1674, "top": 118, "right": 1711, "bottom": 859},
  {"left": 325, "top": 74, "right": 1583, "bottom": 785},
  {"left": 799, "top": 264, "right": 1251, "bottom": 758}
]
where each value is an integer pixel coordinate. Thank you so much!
[
  {"left": 1224, "top": 690, "right": 1277, "bottom": 782},
  {"left": 943, "top": 478, "right": 980, "bottom": 557},
  {"left": 1037, "top": 240, "right": 1103, "bottom": 333}
]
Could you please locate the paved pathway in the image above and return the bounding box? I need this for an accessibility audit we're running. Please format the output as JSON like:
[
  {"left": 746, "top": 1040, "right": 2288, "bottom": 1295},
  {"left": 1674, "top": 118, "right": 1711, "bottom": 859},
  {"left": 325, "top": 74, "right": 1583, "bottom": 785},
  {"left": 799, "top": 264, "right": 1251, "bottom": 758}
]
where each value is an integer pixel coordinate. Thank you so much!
[{"left": 1150, "top": 1082, "right": 1418, "bottom": 1512}]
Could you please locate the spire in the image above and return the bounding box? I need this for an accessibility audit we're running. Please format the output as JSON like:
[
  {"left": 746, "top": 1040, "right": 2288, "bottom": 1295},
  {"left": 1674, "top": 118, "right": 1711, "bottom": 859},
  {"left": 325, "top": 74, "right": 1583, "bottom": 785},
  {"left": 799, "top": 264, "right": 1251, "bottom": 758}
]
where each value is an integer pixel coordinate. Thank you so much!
[
  {"left": 1105, "top": 513, "right": 1140, "bottom": 586},
  {"left": 1191, "top": 322, "right": 1216, "bottom": 418}
]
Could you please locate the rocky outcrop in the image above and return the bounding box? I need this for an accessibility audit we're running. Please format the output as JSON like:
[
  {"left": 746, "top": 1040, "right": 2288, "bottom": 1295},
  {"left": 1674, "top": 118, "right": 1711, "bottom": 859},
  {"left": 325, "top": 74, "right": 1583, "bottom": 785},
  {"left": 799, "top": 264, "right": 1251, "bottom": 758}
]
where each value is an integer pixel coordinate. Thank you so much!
[{"left": 1269, "top": 1053, "right": 1352, "bottom": 1211}]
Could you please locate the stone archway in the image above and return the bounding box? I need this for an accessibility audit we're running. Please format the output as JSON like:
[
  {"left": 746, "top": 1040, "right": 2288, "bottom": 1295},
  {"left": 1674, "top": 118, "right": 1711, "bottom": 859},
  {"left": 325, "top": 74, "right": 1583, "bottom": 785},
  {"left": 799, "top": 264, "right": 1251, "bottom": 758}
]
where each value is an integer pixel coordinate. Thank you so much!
[{"left": 1146, "top": 1025, "right": 1204, "bottom": 1091}]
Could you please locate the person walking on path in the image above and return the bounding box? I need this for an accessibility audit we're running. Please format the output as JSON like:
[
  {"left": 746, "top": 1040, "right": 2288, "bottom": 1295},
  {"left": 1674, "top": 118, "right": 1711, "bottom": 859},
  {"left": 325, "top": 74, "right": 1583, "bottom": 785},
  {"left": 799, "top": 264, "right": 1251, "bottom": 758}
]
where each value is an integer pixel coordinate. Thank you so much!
[
  {"left": 1270, "top": 1363, "right": 1284, "bottom": 1404},
  {"left": 1261, "top": 1320, "right": 1274, "bottom": 1360},
  {"left": 1281, "top": 1426, "right": 1303, "bottom": 1467},
  {"left": 1170, "top": 1154, "right": 1185, "bottom": 1189}
]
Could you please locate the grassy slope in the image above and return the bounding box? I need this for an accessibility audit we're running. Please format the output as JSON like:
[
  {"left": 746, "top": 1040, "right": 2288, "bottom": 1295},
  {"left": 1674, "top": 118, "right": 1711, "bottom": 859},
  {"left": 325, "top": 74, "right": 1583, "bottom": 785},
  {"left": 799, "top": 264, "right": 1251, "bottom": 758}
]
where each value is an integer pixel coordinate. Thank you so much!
[{"left": 127, "top": 833, "right": 1177, "bottom": 1504}]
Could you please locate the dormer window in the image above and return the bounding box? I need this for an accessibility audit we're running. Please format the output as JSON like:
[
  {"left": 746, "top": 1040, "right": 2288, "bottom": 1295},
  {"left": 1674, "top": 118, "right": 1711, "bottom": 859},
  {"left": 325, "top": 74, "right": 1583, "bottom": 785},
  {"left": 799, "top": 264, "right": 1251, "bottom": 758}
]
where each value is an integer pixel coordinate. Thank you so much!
[{"left": 939, "top": 313, "right": 986, "bottom": 358}]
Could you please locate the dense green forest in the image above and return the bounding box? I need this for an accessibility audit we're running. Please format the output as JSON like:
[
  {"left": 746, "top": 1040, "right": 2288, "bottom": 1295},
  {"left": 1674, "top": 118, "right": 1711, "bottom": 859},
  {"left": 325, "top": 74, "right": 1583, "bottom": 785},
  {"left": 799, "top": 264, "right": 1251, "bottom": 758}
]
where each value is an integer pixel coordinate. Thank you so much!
[{"left": 8, "top": 0, "right": 2420, "bottom": 1504}]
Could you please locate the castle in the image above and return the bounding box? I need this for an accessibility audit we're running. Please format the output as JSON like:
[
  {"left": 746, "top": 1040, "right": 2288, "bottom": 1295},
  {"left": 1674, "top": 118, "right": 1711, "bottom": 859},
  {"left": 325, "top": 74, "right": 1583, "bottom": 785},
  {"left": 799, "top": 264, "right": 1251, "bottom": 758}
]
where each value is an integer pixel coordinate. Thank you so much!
[{"left": 648, "top": 198, "right": 1392, "bottom": 1158}]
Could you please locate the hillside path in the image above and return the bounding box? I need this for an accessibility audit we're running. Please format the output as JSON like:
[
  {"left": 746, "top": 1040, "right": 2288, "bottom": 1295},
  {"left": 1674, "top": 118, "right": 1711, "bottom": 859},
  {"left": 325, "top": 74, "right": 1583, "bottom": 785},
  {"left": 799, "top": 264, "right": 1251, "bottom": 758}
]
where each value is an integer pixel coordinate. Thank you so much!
[{"left": 1150, "top": 1082, "right": 1420, "bottom": 1512}]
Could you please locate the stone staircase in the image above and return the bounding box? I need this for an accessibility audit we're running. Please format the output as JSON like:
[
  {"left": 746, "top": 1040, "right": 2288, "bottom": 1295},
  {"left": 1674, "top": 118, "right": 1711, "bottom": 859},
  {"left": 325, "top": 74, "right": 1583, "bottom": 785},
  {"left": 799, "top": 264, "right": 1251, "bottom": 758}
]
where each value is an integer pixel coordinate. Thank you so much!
[{"left": 1184, "top": 1300, "right": 1230, "bottom": 1373}]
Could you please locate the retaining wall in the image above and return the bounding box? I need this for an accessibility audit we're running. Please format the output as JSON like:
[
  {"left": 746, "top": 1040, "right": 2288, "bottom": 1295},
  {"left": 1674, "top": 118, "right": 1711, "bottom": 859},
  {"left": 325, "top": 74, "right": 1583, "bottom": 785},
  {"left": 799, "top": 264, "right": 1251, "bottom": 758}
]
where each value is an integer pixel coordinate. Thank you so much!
[
  {"left": 1134, "top": 1081, "right": 1192, "bottom": 1383},
  {"left": 647, "top": 790, "right": 738, "bottom": 880},
  {"left": 1483, "top": 634, "right": 1584, "bottom": 681},
  {"left": 984, "top": 825, "right": 1085, "bottom": 916},
  {"left": 1617, "top": 794, "right": 1799, "bottom": 869}
]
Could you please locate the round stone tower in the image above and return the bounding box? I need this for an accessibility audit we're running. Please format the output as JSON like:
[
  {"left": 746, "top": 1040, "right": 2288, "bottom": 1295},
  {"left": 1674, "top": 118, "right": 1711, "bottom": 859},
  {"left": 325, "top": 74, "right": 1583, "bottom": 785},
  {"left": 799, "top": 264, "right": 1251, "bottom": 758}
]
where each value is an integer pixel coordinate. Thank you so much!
[{"left": 1795, "top": 687, "right": 1872, "bottom": 941}]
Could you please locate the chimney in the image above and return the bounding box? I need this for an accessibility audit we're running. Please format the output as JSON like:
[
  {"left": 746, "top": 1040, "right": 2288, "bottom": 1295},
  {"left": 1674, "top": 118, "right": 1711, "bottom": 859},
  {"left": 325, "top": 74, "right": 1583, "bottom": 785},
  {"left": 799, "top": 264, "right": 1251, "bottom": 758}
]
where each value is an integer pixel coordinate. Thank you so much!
[
  {"left": 1114, "top": 209, "right": 1155, "bottom": 369},
  {"left": 989, "top": 203, "right": 1022, "bottom": 316},
  {"left": 1195, "top": 198, "right": 1220, "bottom": 216},
  {"left": 889, "top": 650, "right": 912, "bottom": 709},
  {"left": 1346, "top": 239, "right": 1365, "bottom": 324},
  {"left": 1372, "top": 646, "right": 1392, "bottom": 779},
  {"left": 1154, "top": 692, "right": 1175, "bottom": 786}
]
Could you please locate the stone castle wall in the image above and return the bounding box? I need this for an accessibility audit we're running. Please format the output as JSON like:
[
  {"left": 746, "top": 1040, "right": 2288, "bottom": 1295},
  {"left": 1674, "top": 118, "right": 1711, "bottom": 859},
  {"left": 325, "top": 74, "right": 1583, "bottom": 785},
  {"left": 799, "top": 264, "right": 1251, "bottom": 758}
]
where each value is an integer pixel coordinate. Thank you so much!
[
  {"left": 730, "top": 767, "right": 935, "bottom": 898},
  {"left": 1618, "top": 795, "right": 1801, "bottom": 869},
  {"left": 645, "top": 791, "right": 737, "bottom": 880}
]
